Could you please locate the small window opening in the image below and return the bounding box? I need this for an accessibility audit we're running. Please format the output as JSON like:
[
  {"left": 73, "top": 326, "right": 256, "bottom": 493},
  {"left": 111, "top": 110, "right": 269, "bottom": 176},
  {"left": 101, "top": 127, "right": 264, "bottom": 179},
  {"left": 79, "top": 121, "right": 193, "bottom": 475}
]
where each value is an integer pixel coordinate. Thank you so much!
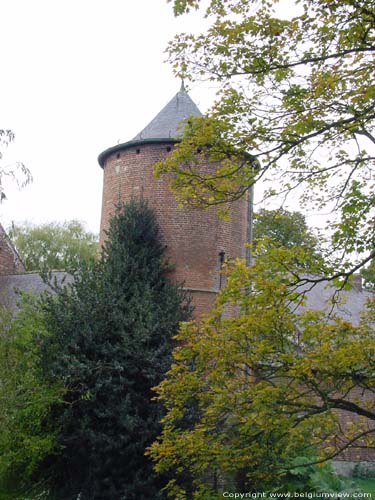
[
  {"left": 116, "top": 153, "right": 120, "bottom": 159},
  {"left": 136, "top": 148, "right": 140, "bottom": 154},
  {"left": 166, "top": 146, "right": 172, "bottom": 152},
  {"left": 219, "top": 250, "right": 226, "bottom": 289}
]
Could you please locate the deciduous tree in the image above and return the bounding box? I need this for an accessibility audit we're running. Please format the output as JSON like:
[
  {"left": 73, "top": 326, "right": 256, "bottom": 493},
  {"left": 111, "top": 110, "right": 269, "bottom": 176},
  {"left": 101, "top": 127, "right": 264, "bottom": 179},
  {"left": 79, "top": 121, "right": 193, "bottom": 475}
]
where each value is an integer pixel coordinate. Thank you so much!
[
  {"left": 254, "top": 208, "right": 320, "bottom": 251},
  {"left": 0, "top": 303, "right": 63, "bottom": 498},
  {"left": 149, "top": 243, "right": 375, "bottom": 498},
  {"left": 148, "top": 5, "right": 375, "bottom": 495},
  {"left": 9, "top": 220, "right": 98, "bottom": 271},
  {"left": 253, "top": 208, "right": 324, "bottom": 269},
  {"left": 156, "top": 0, "right": 375, "bottom": 280}
]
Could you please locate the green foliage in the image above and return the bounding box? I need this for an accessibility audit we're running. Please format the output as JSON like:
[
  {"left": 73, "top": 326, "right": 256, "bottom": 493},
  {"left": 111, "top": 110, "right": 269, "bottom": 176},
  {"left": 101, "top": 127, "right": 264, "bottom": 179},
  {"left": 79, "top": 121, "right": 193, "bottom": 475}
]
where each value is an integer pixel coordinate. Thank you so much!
[
  {"left": 253, "top": 209, "right": 324, "bottom": 270},
  {"left": 277, "top": 456, "right": 351, "bottom": 494},
  {"left": 149, "top": 243, "right": 375, "bottom": 498},
  {"left": 361, "top": 260, "right": 375, "bottom": 290},
  {"left": 352, "top": 478, "right": 375, "bottom": 494},
  {"left": 36, "top": 199, "right": 192, "bottom": 500},
  {"left": 9, "top": 220, "right": 98, "bottom": 271},
  {"left": 353, "top": 462, "right": 375, "bottom": 479},
  {"left": 159, "top": 0, "right": 375, "bottom": 277},
  {"left": 150, "top": 5, "right": 375, "bottom": 494},
  {"left": 254, "top": 209, "right": 319, "bottom": 251},
  {"left": 0, "top": 303, "right": 63, "bottom": 498}
]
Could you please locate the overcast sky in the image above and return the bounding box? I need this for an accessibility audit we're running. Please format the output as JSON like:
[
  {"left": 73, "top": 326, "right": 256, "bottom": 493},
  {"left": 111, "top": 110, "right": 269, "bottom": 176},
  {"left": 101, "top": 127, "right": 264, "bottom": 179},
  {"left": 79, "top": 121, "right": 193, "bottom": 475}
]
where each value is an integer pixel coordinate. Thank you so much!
[{"left": 0, "top": 0, "right": 213, "bottom": 234}]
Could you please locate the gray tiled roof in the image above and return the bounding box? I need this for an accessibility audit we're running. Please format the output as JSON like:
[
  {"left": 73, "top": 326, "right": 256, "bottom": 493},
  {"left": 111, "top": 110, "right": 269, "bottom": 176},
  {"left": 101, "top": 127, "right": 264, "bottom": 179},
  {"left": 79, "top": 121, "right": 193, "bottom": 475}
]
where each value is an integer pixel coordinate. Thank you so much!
[
  {"left": 98, "top": 87, "right": 203, "bottom": 167},
  {"left": 1, "top": 272, "right": 370, "bottom": 327},
  {"left": 132, "top": 88, "right": 202, "bottom": 141},
  {"left": 0, "top": 271, "right": 72, "bottom": 311},
  {"left": 294, "top": 276, "right": 372, "bottom": 326}
]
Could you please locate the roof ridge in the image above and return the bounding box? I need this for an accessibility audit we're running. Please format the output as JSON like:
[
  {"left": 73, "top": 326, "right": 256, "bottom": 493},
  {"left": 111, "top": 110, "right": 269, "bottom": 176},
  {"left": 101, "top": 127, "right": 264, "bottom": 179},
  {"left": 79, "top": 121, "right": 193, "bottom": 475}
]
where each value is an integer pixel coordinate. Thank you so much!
[{"left": 132, "top": 88, "right": 202, "bottom": 142}]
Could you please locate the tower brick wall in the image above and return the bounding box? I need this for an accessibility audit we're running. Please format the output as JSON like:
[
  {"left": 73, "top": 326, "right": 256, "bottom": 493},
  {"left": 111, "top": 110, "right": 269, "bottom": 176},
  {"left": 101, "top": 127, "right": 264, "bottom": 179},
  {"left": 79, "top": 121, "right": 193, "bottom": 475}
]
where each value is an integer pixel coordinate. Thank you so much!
[{"left": 99, "top": 142, "right": 248, "bottom": 317}]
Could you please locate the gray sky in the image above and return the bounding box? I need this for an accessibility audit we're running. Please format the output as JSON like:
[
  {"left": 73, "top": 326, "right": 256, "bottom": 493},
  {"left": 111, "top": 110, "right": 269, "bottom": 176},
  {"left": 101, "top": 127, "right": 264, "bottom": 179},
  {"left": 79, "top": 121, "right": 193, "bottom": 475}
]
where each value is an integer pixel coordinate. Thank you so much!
[
  {"left": 0, "top": 0, "right": 334, "bottom": 239},
  {"left": 0, "top": 0, "right": 211, "bottom": 234}
]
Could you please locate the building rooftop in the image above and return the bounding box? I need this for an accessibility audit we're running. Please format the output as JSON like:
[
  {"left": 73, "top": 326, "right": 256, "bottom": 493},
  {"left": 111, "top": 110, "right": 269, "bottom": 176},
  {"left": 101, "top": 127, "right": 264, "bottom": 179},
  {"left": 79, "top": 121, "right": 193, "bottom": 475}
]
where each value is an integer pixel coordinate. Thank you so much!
[
  {"left": 98, "top": 84, "right": 202, "bottom": 167},
  {"left": 132, "top": 84, "right": 202, "bottom": 141},
  {"left": 295, "top": 275, "right": 372, "bottom": 326},
  {"left": 0, "top": 271, "right": 72, "bottom": 311}
]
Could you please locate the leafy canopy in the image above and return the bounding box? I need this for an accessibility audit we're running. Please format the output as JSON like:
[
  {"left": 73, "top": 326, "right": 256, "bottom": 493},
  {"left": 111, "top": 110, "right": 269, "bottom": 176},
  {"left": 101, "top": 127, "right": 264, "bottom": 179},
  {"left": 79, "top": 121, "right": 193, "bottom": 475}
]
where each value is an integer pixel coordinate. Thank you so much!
[
  {"left": 36, "top": 199, "right": 192, "bottom": 500},
  {"left": 9, "top": 220, "right": 98, "bottom": 271},
  {"left": 149, "top": 243, "right": 375, "bottom": 498},
  {"left": 361, "top": 260, "right": 375, "bottom": 290},
  {"left": 254, "top": 208, "right": 320, "bottom": 251},
  {"left": 0, "top": 303, "right": 64, "bottom": 497},
  {"left": 157, "top": 0, "right": 375, "bottom": 277}
]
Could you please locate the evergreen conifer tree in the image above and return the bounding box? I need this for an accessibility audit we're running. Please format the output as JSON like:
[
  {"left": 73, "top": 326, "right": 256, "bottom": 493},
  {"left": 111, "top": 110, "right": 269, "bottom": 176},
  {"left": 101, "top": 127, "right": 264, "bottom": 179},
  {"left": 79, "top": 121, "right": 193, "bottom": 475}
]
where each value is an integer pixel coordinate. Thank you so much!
[{"left": 37, "top": 199, "right": 191, "bottom": 500}]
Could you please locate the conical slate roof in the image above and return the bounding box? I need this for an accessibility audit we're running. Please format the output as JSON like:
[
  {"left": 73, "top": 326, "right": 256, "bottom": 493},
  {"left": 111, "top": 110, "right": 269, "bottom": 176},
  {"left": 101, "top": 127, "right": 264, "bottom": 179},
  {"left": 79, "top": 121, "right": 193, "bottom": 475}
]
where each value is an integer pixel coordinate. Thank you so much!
[
  {"left": 98, "top": 85, "right": 202, "bottom": 167},
  {"left": 132, "top": 85, "right": 202, "bottom": 141}
]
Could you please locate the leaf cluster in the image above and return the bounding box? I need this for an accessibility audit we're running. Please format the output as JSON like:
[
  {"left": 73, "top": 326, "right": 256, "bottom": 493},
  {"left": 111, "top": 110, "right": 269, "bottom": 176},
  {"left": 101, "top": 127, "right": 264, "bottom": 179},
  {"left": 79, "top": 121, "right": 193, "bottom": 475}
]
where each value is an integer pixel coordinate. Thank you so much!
[
  {"left": 9, "top": 220, "right": 98, "bottom": 272},
  {"left": 0, "top": 303, "right": 64, "bottom": 497},
  {"left": 149, "top": 244, "right": 375, "bottom": 498},
  {"left": 253, "top": 207, "right": 322, "bottom": 258}
]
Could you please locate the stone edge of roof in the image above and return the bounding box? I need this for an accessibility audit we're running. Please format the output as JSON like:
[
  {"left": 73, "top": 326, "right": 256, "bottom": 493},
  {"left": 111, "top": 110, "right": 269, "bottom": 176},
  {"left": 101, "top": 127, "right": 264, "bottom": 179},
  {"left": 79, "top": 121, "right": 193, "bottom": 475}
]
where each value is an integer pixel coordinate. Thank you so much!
[
  {"left": 98, "top": 138, "right": 179, "bottom": 168},
  {"left": 98, "top": 138, "right": 258, "bottom": 168}
]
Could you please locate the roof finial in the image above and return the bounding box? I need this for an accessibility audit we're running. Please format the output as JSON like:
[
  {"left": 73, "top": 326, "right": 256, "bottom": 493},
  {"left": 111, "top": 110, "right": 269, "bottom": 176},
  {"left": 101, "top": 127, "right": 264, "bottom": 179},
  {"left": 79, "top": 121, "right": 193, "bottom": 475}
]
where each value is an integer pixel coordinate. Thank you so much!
[{"left": 180, "top": 78, "right": 186, "bottom": 92}]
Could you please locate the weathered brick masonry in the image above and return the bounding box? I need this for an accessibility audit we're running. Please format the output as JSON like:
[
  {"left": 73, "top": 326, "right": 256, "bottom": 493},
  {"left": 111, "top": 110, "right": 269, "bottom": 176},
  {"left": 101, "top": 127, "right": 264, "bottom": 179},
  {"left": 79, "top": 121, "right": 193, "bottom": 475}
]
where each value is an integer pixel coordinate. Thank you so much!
[
  {"left": 98, "top": 89, "right": 249, "bottom": 317},
  {"left": 100, "top": 143, "right": 248, "bottom": 316}
]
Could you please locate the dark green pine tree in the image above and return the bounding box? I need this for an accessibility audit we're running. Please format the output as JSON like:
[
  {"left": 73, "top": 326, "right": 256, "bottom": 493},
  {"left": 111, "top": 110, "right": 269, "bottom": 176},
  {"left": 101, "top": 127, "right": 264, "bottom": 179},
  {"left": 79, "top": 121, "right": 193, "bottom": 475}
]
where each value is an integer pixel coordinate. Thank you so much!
[{"left": 37, "top": 199, "right": 192, "bottom": 500}]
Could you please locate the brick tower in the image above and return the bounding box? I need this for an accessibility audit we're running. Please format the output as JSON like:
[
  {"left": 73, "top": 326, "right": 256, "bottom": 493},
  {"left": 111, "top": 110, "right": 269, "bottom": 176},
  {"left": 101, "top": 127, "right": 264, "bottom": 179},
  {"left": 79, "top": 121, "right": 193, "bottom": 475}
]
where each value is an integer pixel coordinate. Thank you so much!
[{"left": 98, "top": 85, "right": 249, "bottom": 316}]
